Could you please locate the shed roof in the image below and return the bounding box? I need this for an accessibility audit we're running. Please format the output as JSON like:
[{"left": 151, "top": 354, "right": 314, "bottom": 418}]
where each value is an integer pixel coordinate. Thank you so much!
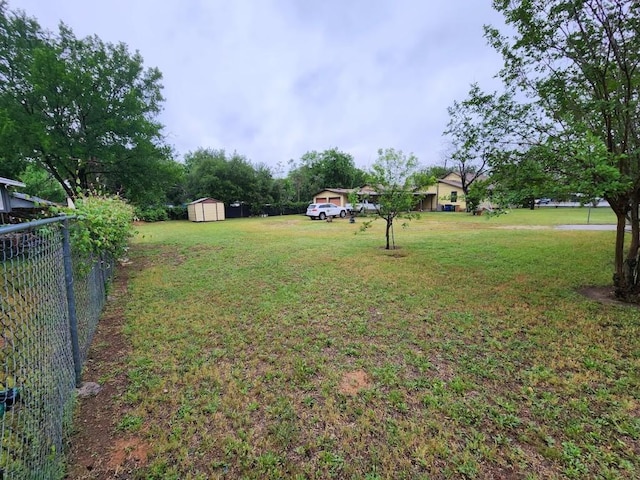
[
  {"left": 10, "top": 192, "right": 61, "bottom": 209},
  {"left": 188, "top": 197, "right": 223, "bottom": 205},
  {"left": 0, "top": 176, "right": 26, "bottom": 188}
]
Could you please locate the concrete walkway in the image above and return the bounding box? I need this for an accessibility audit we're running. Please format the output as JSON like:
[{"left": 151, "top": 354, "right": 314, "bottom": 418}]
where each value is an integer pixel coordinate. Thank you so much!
[{"left": 555, "top": 224, "right": 628, "bottom": 231}]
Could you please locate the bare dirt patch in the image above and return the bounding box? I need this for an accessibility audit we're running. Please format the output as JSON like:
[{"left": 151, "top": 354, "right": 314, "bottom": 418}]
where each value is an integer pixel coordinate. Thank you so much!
[
  {"left": 579, "top": 286, "right": 640, "bottom": 309},
  {"left": 338, "top": 370, "right": 372, "bottom": 396},
  {"left": 65, "top": 261, "right": 146, "bottom": 479},
  {"left": 107, "top": 438, "right": 150, "bottom": 473}
]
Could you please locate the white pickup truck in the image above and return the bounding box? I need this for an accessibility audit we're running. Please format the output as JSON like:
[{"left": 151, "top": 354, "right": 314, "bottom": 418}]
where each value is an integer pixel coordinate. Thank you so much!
[{"left": 346, "top": 200, "right": 381, "bottom": 213}]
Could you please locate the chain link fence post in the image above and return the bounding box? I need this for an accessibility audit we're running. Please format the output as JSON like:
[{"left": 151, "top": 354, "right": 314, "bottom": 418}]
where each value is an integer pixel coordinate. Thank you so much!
[{"left": 61, "top": 217, "right": 82, "bottom": 387}]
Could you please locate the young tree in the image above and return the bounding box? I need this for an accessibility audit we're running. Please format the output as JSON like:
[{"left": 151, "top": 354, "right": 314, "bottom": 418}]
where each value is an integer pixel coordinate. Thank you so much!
[
  {"left": 362, "top": 148, "right": 434, "bottom": 250},
  {"left": 485, "top": 0, "right": 640, "bottom": 302}
]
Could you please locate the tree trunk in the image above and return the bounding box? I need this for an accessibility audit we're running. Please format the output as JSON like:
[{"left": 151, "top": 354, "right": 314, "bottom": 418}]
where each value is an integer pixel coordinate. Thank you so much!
[
  {"left": 612, "top": 198, "right": 640, "bottom": 302},
  {"left": 385, "top": 218, "right": 392, "bottom": 250}
]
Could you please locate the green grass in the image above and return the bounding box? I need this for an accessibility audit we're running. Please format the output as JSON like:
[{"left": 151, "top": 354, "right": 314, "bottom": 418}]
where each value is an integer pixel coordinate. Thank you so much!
[{"left": 116, "top": 208, "right": 637, "bottom": 479}]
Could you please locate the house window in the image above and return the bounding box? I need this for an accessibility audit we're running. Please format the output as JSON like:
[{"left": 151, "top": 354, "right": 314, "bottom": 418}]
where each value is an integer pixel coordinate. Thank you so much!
[{"left": 451, "top": 191, "right": 458, "bottom": 202}]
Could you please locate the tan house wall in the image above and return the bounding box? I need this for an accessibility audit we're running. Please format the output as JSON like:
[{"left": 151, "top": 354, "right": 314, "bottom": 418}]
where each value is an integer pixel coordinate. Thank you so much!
[
  {"left": 313, "top": 190, "right": 349, "bottom": 206},
  {"left": 423, "top": 173, "right": 466, "bottom": 211}
]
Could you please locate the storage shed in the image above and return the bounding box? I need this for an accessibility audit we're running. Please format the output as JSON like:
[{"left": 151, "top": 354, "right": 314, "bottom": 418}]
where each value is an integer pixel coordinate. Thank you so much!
[{"left": 187, "top": 197, "right": 225, "bottom": 222}]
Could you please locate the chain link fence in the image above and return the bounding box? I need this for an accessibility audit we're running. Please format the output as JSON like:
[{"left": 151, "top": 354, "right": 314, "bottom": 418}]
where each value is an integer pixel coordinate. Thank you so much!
[{"left": 0, "top": 217, "right": 113, "bottom": 479}]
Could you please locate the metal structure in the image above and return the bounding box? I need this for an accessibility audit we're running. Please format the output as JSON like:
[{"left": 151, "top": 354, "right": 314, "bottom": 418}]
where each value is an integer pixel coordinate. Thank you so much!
[{"left": 0, "top": 216, "right": 112, "bottom": 479}]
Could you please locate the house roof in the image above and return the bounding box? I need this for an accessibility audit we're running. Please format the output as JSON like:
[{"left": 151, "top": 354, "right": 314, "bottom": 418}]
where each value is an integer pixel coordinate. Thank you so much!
[
  {"left": 438, "top": 173, "right": 489, "bottom": 189},
  {"left": 313, "top": 188, "right": 355, "bottom": 195},
  {"left": 0, "top": 176, "right": 26, "bottom": 188},
  {"left": 313, "top": 186, "right": 381, "bottom": 196}
]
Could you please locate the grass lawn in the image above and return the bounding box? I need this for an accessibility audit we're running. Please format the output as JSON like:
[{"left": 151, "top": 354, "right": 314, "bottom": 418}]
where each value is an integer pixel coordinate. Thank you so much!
[{"left": 112, "top": 208, "right": 637, "bottom": 479}]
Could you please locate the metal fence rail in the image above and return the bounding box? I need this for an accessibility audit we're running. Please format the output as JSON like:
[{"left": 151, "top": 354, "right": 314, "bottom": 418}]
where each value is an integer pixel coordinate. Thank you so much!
[{"left": 0, "top": 217, "right": 112, "bottom": 479}]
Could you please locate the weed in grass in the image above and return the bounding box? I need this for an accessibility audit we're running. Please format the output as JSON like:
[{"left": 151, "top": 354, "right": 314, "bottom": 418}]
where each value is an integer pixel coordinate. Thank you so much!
[
  {"left": 293, "top": 358, "right": 318, "bottom": 384},
  {"left": 318, "top": 450, "right": 345, "bottom": 477},
  {"left": 449, "top": 375, "right": 473, "bottom": 395},
  {"left": 116, "top": 413, "right": 143, "bottom": 432},
  {"left": 364, "top": 470, "right": 383, "bottom": 480},
  {"left": 372, "top": 363, "right": 402, "bottom": 387},
  {"left": 256, "top": 451, "right": 284, "bottom": 477},
  {"left": 342, "top": 343, "right": 362, "bottom": 357},
  {"left": 561, "top": 441, "right": 588, "bottom": 477},
  {"left": 387, "top": 389, "right": 408, "bottom": 413},
  {"left": 451, "top": 453, "right": 479, "bottom": 478},
  {"left": 266, "top": 396, "right": 299, "bottom": 448}
]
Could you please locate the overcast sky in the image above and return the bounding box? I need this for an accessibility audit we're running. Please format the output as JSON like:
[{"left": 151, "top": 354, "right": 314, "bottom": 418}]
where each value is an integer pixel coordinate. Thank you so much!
[{"left": 9, "top": 0, "right": 506, "bottom": 173}]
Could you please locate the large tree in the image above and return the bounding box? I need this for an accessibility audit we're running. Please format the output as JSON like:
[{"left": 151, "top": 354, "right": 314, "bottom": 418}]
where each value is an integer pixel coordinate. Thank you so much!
[
  {"left": 483, "top": 0, "right": 640, "bottom": 301},
  {"left": 184, "top": 148, "right": 274, "bottom": 211},
  {"left": 0, "top": 3, "right": 177, "bottom": 204},
  {"left": 287, "top": 148, "right": 366, "bottom": 202},
  {"left": 443, "top": 84, "right": 521, "bottom": 206}
]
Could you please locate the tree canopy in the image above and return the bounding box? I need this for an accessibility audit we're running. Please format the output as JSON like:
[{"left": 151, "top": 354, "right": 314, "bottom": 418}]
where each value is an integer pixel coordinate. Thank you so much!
[
  {"left": 184, "top": 148, "right": 274, "bottom": 212},
  {"left": 287, "top": 148, "right": 366, "bottom": 202},
  {"left": 462, "top": 0, "right": 640, "bottom": 301},
  {"left": 0, "top": 2, "right": 179, "bottom": 205}
]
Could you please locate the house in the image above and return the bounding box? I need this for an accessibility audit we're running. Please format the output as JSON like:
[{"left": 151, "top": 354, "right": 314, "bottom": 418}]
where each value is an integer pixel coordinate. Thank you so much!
[
  {"left": 311, "top": 188, "right": 353, "bottom": 207},
  {"left": 187, "top": 198, "right": 225, "bottom": 222},
  {"left": 311, "top": 186, "right": 382, "bottom": 207},
  {"left": 419, "top": 172, "right": 489, "bottom": 212}
]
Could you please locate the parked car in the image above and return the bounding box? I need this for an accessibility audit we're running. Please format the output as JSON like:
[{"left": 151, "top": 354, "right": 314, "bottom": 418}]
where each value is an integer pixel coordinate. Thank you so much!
[
  {"left": 305, "top": 203, "right": 347, "bottom": 220},
  {"left": 345, "top": 200, "right": 381, "bottom": 213},
  {"left": 535, "top": 198, "right": 552, "bottom": 205}
]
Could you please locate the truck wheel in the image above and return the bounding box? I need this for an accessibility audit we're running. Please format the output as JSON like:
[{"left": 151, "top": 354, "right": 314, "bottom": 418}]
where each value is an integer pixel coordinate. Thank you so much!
[
  {"left": 339, "top": 210, "right": 346, "bottom": 218},
  {"left": 319, "top": 212, "right": 326, "bottom": 220}
]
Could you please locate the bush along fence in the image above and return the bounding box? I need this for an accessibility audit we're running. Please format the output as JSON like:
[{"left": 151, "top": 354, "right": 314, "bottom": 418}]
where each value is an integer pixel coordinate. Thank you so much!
[{"left": 0, "top": 216, "right": 113, "bottom": 479}]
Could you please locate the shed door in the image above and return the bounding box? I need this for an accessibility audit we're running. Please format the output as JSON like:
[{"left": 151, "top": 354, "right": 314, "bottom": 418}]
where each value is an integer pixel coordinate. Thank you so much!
[
  {"left": 315, "top": 197, "right": 328, "bottom": 203},
  {"left": 329, "top": 196, "right": 341, "bottom": 206}
]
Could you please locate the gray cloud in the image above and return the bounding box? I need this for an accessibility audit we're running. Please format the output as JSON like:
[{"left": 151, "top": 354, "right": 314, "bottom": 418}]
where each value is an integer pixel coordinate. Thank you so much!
[{"left": 9, "top": 0, "right": 506, "bottom": 171}]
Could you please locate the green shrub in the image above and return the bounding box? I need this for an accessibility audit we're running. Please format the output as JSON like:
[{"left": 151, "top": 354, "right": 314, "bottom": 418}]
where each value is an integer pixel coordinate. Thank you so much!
[
  {"left": 134, "top": 205, "right": 187, "bottom": 222},
  {"left": 165, "top": 205, "right": 187, "bottom": 220},
  {"left": 134, "top": 206, "right": 169, "bottom": 222},
  {"left": 61, "top": 194, "right": 134, "bottom": 259}
]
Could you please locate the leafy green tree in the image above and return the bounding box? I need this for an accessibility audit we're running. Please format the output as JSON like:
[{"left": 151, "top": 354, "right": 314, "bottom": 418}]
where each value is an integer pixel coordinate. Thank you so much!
[
  {"left": 287, "top": 148, "right": 366, "bottom": 201},
  {"left": 464, "top": 179, "right": 491, "bottom": 214},
  {"left": 488, "top": 146, "right": 569, "bottom": 209},
  {"left": 184, "top": 148, "right": 274, "bottom": 210},
  {"left": 443, "top": 84, "right": 522, "bottom": 206},
  {"left": 485, "top": 0, "right": 640, "bottom": 301},
  {"left": 18, "top": 164, "right": 66, "bottom": 203},
  {"left": 419, "top": 165, "right": 452, "bottom": 180},
  {"left": 361, "top": 148, "right": 435, "bottom": 250},
  {"left": 0, "top": 3, "right": 177, "bottom": 205}
]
